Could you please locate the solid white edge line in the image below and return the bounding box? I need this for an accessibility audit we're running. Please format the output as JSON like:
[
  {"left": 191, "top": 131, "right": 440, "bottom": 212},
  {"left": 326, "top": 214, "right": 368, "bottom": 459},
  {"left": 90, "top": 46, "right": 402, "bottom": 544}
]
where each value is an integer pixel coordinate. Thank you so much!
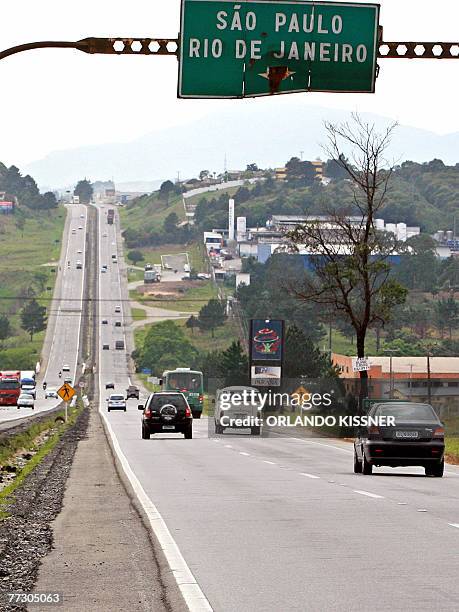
[
  {"left": 100, "top": 413, "right": 213, "bottom": 612},
  {"left": 263, "top": 460, "right": 276, "bottom": 465},
  {"left": 300, "top": 473, "right": 321, "bottom": 479},
  {"left": 239, "top": 452, "right": 250, "bottom": 456},
  {"left": 354, "top": 490, "right": 384, "bottom": 499},
  {"left": 96, "top": 205, "right": 212, "bottom": 612},
  {"left": 449, "top": 523, "right": 459, "bottom": 529}
]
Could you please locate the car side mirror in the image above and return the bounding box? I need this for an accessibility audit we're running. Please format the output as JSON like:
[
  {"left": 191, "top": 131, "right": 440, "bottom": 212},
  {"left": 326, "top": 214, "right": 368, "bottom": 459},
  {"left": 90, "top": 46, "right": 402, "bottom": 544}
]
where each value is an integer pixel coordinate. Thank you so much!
[
  {"left": 158, "top": 379, "right": 163, "bottom": 386},
  {"left": 211, "top": 398, "right": 215, "bottom": 404},
  {"left": 138, "top": 405, "right": 144, "bottom": 411},
  {"left": 105, "top": 398, "right": 108, "bottom": 401}
]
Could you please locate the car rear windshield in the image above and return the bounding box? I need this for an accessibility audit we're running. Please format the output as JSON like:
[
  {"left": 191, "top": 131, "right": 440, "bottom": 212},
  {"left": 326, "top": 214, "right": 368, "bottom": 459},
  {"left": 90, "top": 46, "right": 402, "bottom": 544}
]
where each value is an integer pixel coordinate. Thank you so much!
[
  {"left": 0, "top": 380, "right": 20, "bottom": 390},
  {"left": 111, "top": 395, "right": 124, "bottom": 401},
  {"left": 149, "top": 394, "right": 187, "bottom": 410},
  {"left": 373, "top": 403, "right": 438, "bottom": 422},
  {"left": 167, "top": 373, "right": 202, "bottom": 391}
]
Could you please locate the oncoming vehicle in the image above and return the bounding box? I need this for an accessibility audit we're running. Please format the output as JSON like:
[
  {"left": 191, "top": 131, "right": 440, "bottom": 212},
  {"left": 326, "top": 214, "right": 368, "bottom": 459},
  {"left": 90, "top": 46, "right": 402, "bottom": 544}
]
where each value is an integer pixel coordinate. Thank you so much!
[
  {"left": 45, "top": 389, "right": 59, "bottom": 399},
  {"left": 354, "top": 402, "right": 445, "bottom": 477},
  {"left": 162, "top": 368, "right": 204, "bottom": 418},
  {"left": 20, "top": 377, "right": 36, "bottom": 399},
  {"left": 0, "top": 371, "right": 21, "bottom": 406},
  {"left": 214, "top": 386, "right": 262, "bottom": 435},
  {"left": 17, "top": 393, "right": 35, "bottom": 409},
  {"left": 138, "top": 392, "right": 192, "bottom": 439},
  {"left": 107, "top": 394, "right": 127, "bottom": 412},
  {"left": 62, "top": 365, "right": 70, "bottom": 372}
]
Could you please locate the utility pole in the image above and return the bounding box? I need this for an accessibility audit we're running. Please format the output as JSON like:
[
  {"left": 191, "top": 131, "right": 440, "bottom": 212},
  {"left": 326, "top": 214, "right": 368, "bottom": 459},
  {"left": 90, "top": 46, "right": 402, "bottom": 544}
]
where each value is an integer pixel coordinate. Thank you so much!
[{"left": 427, "top": 352, "right": 432, "bottom": 405}]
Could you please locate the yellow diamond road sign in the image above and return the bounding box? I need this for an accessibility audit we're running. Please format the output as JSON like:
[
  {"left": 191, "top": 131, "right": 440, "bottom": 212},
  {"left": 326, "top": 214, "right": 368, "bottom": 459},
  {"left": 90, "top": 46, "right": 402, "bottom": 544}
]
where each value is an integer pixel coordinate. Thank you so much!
[{"left": 57, "top": 382, "right": 76, "bottom": 402}]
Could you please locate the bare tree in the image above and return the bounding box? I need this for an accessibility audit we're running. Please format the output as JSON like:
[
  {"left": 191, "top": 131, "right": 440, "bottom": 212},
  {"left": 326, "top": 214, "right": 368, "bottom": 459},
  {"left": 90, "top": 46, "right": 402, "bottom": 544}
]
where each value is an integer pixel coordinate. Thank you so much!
[{"left": 287, "top": 115, "right": 407, "bottom": 402}]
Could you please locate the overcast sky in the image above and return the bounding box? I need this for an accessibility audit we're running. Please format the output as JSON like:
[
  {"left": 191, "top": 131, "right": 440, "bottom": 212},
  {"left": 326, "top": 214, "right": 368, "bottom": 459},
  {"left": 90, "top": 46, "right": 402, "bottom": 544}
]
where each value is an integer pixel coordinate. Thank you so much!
[{"left": 1, "top": 0, "right": 459, "bottom": 168}]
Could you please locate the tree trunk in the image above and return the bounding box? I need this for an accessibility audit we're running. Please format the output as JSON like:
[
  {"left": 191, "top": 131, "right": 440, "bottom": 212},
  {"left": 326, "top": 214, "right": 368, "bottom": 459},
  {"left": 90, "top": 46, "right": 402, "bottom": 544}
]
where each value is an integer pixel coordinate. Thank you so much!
[{"left": 375, "top": 327, "right": 381, "bottom": 353}]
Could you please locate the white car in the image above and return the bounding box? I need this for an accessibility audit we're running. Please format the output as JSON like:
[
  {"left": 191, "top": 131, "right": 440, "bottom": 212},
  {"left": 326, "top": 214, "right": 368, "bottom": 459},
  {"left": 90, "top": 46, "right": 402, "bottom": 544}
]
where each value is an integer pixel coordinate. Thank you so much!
[
  {"left": 62, "top": 364, "right": 70, "bottom": 372},
  {"left": 45, "top": 389, "right": 58, "bottom": 399},
  {"left": 115, "top": 306, "right": 121, "bottom": 313},
  {"left": 78, "top": 226, "right": 83, "bottom": 230},
  {"left": 17, "top": 393, "right": 35, "bottom": 409},
  {"left": 77, "top": 249, "right": 82, "bottom": 254},
  {"left": 80, "top": 214, "right": 85, "bottom": 218},
  {"left": 102, "top": 232, "right": 108, "bottom": 237},
  {"left": 214, "top": 386, "right": 262, "bottom": 436},
  {"left": 107, "top": 394, "right": 127, "bottom": 412},
  {"left": 101, "top": 268, "right": 107, "bottom": 273}
]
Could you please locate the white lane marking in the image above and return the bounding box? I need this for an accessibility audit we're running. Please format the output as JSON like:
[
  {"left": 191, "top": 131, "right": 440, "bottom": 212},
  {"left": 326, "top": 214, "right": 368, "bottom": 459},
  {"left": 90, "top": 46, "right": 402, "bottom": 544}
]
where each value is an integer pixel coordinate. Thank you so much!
[
  {"left": 397, "top": 502, "right": 408, "bottom": 506},
  {"left": 224, "top": 444, "right": 233, "bottom": 448},
  {"left": 304, "top": 440, "right": 353, "bottom": 454},
  {"left": 263, "top": 460, "right": 276, "bottom": 465},
  {"left": 239, "top": 452, "right": 250, "bottom": 456},
  {"left": 354, "top": 490, "right": 384, "bottom": 499},
  {"left": 449, "top": 523, "right": 459, "bottom": 529},
  {"left": 300, "top": 473, "right": 320, "bottom": 479},
  {"left": 417, "top": 509, "right": 428, "bottom": 513},
  {"left": 96, "top": 206, "right": 212, "bottom": 612}
]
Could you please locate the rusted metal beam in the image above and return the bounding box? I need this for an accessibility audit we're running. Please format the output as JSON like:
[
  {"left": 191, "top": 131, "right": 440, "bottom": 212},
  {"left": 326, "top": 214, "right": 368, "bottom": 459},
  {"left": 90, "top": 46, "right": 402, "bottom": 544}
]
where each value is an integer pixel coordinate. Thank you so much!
[{"left": 379, "top": 42, "right": 459, "bottom": 59}]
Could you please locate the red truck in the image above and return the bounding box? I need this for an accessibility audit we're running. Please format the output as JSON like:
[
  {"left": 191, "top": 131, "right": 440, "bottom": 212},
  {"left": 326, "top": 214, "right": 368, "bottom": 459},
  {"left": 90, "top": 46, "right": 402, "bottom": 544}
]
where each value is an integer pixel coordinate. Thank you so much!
[{"left": 0, "top": 371, "right": 21, "bottom": 406}]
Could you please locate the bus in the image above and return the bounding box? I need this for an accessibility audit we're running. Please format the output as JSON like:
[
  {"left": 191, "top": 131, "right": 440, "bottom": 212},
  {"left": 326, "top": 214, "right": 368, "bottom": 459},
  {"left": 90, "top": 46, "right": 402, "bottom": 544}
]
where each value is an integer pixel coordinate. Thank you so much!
[{"left": 162, "top": 368, "right": 204, "bottom": 418}]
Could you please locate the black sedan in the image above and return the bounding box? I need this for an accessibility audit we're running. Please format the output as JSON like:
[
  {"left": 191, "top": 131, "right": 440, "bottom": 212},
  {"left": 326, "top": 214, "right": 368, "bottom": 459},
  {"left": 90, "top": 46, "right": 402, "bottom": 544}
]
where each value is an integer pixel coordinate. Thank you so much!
[
  {"left": 139, "top": 392, "right": 192, "bottom": 439},
  {"left": 354, "top": 402, "right": 445, "bottom": 477}
]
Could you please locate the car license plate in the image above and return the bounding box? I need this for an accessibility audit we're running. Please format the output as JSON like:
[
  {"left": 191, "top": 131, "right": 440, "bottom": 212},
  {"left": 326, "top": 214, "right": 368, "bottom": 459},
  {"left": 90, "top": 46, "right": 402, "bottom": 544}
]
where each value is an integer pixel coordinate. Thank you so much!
[
  {"left": 395, "top": 431, "right": 418, "bottom": 439},
  {"left": 162, "top": 425, "right": 175, "bottom": 430},
  {"left": 234, "top": 414, "right": 247, "bottom": 420}
]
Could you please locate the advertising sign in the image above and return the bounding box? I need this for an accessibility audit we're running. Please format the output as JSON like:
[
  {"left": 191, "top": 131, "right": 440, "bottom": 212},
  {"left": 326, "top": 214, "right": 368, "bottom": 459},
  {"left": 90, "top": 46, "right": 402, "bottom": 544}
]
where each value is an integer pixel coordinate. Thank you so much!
[
  {"left": 250, "top": 319, "right": 284, "bottom": 362},
  {"left": 251, "top": 365, "right": 282, "bottom": 387}
]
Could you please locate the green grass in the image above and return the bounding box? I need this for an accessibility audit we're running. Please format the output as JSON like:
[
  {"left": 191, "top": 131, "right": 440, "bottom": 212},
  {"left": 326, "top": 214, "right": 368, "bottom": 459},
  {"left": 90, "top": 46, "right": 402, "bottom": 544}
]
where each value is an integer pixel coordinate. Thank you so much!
[
  {"left": 119, "top": 193, "right": 185, "bottom": 232},
  {"left": 0, "top": 207, "right": 66, "bottom": 367},
  {"left": 185, "top": 185, "right": 241, "bottom": 208},
  {"left": 131, "top": 307, "right": 147, "bottom": 322},
  {"left": 328, "top": 329, "right": 378, "bottom": 356},
  {"left": 127, "top": 268, "right": 145, "bottom": 283}
]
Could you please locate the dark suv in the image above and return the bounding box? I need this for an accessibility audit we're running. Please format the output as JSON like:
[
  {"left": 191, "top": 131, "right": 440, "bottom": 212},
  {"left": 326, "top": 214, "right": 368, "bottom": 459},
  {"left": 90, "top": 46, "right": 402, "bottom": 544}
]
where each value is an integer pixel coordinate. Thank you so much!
[
  {"left": 139, "top": 392, "right": 193, "bottom": 439},
  {"left": 126, "top": 385, "right": 140, "bottom": 399},
  {"left": 354, "top": 402, "right": 445, "bottom": 477}
]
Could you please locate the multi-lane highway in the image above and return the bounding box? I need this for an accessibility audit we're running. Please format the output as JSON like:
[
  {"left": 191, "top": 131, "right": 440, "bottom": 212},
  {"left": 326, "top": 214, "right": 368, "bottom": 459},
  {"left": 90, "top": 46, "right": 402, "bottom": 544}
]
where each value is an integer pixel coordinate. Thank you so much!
[
  {"left": 95, "top": 205, "right": 459, "bottom": 612},
  {"left": 0, "top": 203, "right": 88, "bottom": 425}
]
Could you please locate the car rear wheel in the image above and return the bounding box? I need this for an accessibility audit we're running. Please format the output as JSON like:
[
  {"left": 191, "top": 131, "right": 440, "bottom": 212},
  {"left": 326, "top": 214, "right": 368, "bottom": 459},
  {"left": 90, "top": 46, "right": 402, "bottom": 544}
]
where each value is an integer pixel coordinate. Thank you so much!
[
  {"left": 353, "top": 448, "right": 362, "bottom": 474},
  {"left": 108, "top": 408, "right": 111, "bottom": 412},
  {"left": 362, "top": 452, "right": 373, "bottom": 475},
  {"left": 192, "top": 412, "right": 201, "bottom": 419},
  {"left": 184, "top": 425, "right": 193, "bottom": 439},
  {"left": 426, "top": 459, "right": 444, "bottom": 478},
  {"left": 215, "top": 422, "right": 223, "bottom": 434},
  {"left": 142, "top": 426, "right": 150, "bottom": 440}
]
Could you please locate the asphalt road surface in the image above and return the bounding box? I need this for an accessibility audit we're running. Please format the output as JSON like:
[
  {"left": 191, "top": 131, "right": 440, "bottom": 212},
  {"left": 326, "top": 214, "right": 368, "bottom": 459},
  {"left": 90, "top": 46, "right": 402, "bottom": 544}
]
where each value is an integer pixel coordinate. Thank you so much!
[
  {"left": 96, "top": 206, "right": 459, "bottom": 611},
  {"left": 0, "top": 204, "right": 87, "bottom": 425}
]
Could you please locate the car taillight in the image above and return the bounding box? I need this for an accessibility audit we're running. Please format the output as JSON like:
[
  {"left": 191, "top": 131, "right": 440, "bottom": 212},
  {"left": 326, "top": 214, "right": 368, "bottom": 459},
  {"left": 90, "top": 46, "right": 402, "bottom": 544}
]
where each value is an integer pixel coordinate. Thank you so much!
[
  {"left": 199, "top": 394, "right": 203, "bottom": 402},
  {"left": 368, "top": 426, "right": 380, "bottom": 438},
  {"left": 433, "top": 427, "right": 445, "bottom": 438},
  {"left": 185, "top": 406, "right": 191, "bottom": 417},
  {"left": 144, "top": 410, "right": 151, "bottom": 418}
]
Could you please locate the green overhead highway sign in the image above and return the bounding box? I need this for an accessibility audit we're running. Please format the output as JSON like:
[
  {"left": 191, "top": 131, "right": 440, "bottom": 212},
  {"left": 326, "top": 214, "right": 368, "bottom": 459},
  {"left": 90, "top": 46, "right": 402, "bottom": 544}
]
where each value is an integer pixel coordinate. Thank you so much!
[{"left": 179, "top": 0, "right": 380, "bottom": 98}]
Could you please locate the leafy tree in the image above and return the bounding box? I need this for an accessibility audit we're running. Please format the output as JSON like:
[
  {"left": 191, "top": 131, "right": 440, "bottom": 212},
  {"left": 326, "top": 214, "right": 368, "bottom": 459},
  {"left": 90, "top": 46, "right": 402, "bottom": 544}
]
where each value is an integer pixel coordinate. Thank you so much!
[
  {"left": 0, "top": 315, "right": 12, "bottom": 347},
  {"left": 186, "top": 315, "right": 200, "bottom": 336},
  {"left": 42, "top": 191, "right": 58, "bottom": 208},
  {"left": 285, "top": 157, "right": 316, "bottom": 186},
  {"left": 435, "top": 297, "right": 459, "bottom": 340},
  {"left": 218, "top": 340, "right": 248, "bottom": 387},
  {"left": 127, "top": 250, "right": 144, "bottom": 265},
  {"left": 199, "top": 170, "right": 210, "bottom": 181},
  {"left": 20, "top": 299, "right": 47, "bottom": 341},
  {"left": 134, "top": 320, "right": 198, "bottom": 376},
  {"left": 164, "top": 212, "right": 179, "bottom": 235},
  {"left": 325, "top": 156, "right": 349, "bottom": 180},
  {"left": 198, "top": 299, "right": 226, "bottom": 338},
  {"left": 283, "top": 325, "right": 331, "bottom": 379},
  {"left": 74, "top": 179, "right": 93, "bottom": 204},
  {"left": 159, "top": 180, "right": 175, "bottom": 201}
]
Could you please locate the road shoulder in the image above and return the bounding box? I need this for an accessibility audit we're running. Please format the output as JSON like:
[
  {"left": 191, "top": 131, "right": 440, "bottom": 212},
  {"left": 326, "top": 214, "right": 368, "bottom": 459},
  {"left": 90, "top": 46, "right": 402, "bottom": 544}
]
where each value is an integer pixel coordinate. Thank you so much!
[{"left": 35, "top": 407, "right": 187, "bottom": 612}]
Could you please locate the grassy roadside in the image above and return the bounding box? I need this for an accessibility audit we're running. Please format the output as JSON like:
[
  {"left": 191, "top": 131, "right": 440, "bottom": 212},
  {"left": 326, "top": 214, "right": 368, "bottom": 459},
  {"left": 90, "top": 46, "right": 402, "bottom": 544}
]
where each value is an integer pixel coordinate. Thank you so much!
[
  {"left": 0, "top": 403, "right": 84, "bottom": 517},
  {"left": 134, "top": 282, "right": 218, "bottom": 313},
  {"left": 0, "top": 207, "right": 66, "bottom": 369}
]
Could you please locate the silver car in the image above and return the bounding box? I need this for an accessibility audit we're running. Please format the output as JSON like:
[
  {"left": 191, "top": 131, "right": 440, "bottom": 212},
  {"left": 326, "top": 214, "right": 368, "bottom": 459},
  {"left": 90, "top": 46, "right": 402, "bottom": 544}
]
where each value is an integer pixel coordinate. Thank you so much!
[
  {"left": 17, "top": 393, "right": 35, "bottom": 409},
  {"left": 107, "top": 394, "right": 126, "bottom": 412},
  {"left": 214, "top": 386, "right": 262, "bottom": 436}
]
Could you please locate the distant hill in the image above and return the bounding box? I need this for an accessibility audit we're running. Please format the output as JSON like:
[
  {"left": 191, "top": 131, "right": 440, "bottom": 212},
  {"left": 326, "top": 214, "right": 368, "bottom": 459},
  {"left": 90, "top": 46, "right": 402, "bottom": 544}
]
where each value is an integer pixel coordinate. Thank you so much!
[{"left": 25, "top": 104, "right": 459, "bottom": 188}]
